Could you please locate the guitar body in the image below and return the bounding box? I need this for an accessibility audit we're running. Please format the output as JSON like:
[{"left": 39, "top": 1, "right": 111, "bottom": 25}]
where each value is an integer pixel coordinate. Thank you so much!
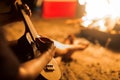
[
  {"left": 40, "top": 58, "right": 61, "bottom": 80},
  {"left": 10, "top": 34, "right": 34, "bottom": 63},
  {"left": 12, "top": 33, "right": 61, "bottom": 80},
  {"left": 36, "top": 58, "right": 61, "bottom": 80}
]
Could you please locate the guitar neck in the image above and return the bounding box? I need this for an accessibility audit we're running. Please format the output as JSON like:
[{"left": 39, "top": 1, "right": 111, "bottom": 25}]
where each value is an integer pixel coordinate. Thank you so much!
[
  {"left": 17, "top": 0, "right": 39, "bottom": 41},
  {"left": 16, "top": 0, "right": 54, "bottom": 53}
]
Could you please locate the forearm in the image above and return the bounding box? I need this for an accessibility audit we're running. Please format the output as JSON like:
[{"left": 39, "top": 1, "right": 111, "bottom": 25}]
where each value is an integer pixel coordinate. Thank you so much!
[{"left": 17, "top": 45, "right": 55, "bottom": 80}]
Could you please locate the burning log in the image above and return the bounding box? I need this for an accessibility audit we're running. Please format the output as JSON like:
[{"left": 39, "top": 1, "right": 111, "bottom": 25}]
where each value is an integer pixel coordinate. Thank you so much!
[{"left": 77, "top": 28, "right": 120, "bottom": 51}]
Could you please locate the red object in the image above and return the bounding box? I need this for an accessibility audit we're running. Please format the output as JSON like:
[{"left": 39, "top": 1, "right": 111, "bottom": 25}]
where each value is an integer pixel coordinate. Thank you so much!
[{"left": 42, "top": 0, "right": 77, "bottom": 19}]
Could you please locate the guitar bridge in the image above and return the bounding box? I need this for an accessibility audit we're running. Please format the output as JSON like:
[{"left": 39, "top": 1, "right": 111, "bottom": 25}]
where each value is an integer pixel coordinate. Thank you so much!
[{"left": 44, "top": 64, "right": 54, "bottom": 72}]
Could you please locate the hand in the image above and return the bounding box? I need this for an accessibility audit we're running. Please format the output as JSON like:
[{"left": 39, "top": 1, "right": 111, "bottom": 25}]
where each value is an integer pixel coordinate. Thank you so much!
[{"left": 42, "top": 44, "right": 56, "bottom": 61}]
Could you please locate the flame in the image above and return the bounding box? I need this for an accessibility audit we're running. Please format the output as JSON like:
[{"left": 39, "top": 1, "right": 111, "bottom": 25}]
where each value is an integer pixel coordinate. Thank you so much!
[{"left": 79, "top": 0, "right": 120, "bottom": 31}]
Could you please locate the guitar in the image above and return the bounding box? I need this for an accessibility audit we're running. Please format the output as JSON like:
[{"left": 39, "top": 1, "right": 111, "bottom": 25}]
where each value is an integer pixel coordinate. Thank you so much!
[{"left": 15, "top": 0, "right": 61, "bottom": 80}]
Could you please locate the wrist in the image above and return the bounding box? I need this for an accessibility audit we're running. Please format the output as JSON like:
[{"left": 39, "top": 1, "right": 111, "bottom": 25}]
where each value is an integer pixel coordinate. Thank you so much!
[{"left": 39, "top": 45, "right": 56, "bottom": 62}]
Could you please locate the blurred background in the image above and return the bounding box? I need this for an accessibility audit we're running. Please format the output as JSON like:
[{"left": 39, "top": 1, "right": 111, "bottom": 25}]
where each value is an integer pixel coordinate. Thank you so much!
[{"left": 3, "top": 0, "right": 120, "bottom": 80}]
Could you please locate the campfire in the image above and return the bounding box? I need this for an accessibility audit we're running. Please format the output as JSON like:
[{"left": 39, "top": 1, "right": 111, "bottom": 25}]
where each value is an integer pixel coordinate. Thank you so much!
[
  {"left": 79, "top": 0, "right": 120, "bottom": 34},
  {"left": 78, "top": 0, "right": 120, "bottom": 51}
]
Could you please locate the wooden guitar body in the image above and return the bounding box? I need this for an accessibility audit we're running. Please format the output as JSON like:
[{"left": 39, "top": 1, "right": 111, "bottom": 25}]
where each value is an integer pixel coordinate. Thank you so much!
[{"left": 40, "top": 58, "right": 61, "bottom": 80}]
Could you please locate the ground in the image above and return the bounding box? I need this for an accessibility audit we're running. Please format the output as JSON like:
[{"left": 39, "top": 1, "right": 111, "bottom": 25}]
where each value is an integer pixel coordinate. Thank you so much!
[{"left": 3, "top": 15, "right": 120, "bottom": 80}]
